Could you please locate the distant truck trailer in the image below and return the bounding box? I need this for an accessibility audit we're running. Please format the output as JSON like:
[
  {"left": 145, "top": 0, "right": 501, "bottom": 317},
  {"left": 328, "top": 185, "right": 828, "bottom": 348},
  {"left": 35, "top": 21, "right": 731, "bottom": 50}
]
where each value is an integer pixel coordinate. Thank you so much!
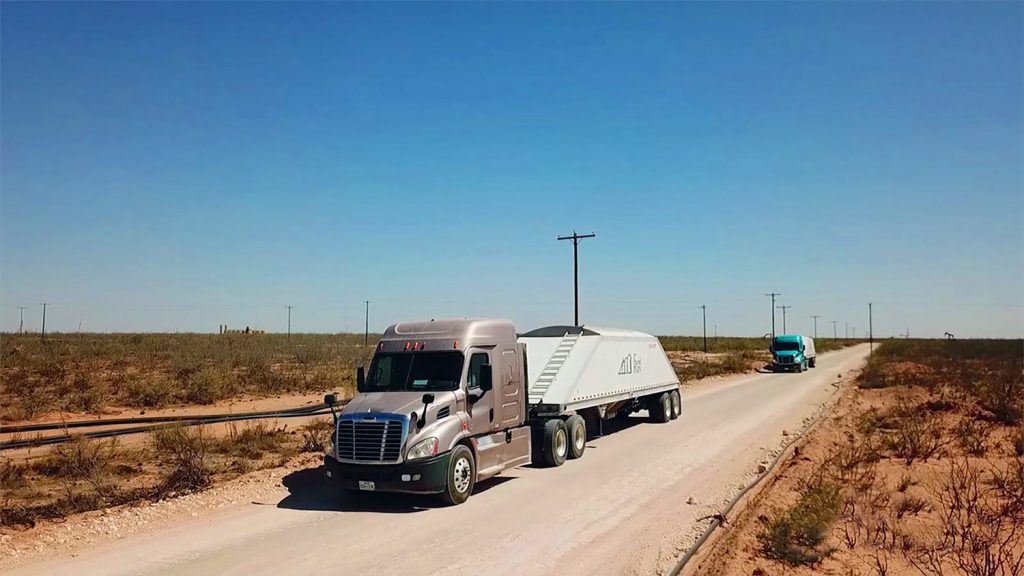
[
  {"left": 770, "top": 334, "right": 816, "bottom": 372},
  {"left": 323, "top": 318, "right": 681, "bottom": 505}
]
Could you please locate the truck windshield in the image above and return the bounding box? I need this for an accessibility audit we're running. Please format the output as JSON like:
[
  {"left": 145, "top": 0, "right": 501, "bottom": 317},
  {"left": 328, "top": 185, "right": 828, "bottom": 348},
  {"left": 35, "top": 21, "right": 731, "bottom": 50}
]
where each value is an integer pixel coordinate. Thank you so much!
[
  {"left": 363, "top": 352, "right": 465, "bottom": 392},
  {"left": 774, "top": 341, "right": 801, "bottom": 351}
]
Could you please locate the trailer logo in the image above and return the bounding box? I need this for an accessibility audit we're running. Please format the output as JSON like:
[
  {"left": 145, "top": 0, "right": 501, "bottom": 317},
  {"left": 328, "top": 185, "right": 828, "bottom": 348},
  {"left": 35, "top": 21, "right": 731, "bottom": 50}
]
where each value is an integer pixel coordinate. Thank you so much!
[{"left": 618, "top": 354, "right": 642, "bottom": 375}]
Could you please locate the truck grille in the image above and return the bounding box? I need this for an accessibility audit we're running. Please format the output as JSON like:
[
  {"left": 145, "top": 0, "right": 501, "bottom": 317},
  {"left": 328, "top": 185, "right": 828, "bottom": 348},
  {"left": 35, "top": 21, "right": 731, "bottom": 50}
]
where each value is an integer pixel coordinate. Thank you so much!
[{"left": 337, "top": 419, "right": 404, "bottom": 462}]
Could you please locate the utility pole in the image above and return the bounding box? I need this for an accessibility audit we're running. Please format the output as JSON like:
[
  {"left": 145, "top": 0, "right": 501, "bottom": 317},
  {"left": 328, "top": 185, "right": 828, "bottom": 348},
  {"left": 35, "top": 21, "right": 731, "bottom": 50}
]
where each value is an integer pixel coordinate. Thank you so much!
[
  {"left": 40, "top": 302, "right": 48, "bottom": 338},
  {"left": 852, "top": 327, "right": 856, "bottom": 339},
  {"left": 845, "top": 322, "right": 849, "bottom": 339},
  {"left": 557, "top": 231, "right": 596, "bottom": 326},
  {"left": 285, "top": 305, "right": 293, "bottom": 338},
  {"left": 18, "top": 306, "right": 25, "bottom": 334},
  {"left": 363, "top": 300, "right": 371, "bottom": 346},
  {"left": 868, "top": 302, "right": 873, "bottom": 355},
  {"left": 700, "top": 305, "right": 707, "bottom": 353},
  {"left": 714, "top": 324, "right": 718, "bottom": 338},
  {"left": 810, "top": 315, "right": 820, "bottom": 339},
  {"left": 764, "top": 293, "right": 781, "bottom": 339},
  {"left": 777, "top": 305, "right": 791, "bottom": 334},
  {"left": 831, "top": 320, "right": 838, "bottom": 340}
]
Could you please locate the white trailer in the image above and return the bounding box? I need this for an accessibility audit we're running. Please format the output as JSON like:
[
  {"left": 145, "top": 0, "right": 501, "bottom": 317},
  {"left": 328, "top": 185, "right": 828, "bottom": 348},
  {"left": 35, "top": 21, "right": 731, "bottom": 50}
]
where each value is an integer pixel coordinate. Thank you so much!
[{"left": 519, "top": 325, "right": 682, "bottom": 454}]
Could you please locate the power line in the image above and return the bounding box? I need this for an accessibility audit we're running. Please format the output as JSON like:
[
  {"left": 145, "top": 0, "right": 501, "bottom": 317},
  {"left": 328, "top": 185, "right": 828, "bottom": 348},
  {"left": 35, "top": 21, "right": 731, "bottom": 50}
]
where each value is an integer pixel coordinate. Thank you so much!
[
  {"left": 557, "top": 231, "right": 596, "bottom": 326},
  {"left": 868, "top": 302, "right": 873, "bottom": 355},
  {"left": 363, "top": 300, "right": 372, "bottom": 346},
  {"left": 810, "top": 315, "right": 820, "bottom": 339},
  {"left": 699, "top": 305, "right": 708, "bottom": 353},
  {"left": 764, "top": 293, "right": 781, "bottom": 340},
  {"left": 777, "top": 305, "right": 792, "bottom": 334},
  {"left": 831, "top": 320, "right": 838, "bottom": 340},
  {"left": 18, "top": 306, "right": 25, "bottom": 334}
]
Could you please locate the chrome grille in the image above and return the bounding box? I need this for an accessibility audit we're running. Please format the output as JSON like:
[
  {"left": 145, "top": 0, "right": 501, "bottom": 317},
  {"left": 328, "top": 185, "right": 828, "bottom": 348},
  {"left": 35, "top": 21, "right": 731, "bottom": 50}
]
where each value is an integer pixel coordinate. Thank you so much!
[{"left": 337, "top": 419, "right": 404, "bottom": 462}]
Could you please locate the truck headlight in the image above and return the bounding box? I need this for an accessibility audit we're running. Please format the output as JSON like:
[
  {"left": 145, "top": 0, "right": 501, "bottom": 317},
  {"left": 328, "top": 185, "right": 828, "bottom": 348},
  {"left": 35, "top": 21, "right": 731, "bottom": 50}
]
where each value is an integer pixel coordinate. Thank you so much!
[
  {"left": 325, "top": 438, "right": 335, "bottom": 458},
  {"left": 406, "top": 437, "right": 439, "bottom": 461}
]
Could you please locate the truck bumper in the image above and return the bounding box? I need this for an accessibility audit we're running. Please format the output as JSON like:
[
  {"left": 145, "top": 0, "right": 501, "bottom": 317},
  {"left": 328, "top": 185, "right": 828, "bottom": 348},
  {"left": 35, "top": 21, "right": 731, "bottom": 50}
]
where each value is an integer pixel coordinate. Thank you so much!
[
  {"left": 773, "top": 363, "right": 798, "bottom": 372},
  {"left": 324, "top": 452, "right": 450, "bottom": 495}
]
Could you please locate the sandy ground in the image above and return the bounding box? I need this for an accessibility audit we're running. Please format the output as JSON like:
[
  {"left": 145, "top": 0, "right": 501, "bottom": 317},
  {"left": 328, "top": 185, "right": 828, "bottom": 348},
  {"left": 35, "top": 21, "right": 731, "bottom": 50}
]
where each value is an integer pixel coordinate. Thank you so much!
[{"left": 1, "top": 345, "right": 871, "bottom": 576}]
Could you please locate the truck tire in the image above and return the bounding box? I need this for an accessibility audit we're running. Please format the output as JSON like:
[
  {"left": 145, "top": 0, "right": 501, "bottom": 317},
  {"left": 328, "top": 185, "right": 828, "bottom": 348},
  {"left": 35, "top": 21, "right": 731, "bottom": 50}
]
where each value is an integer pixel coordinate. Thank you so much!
[
  {"left": 649, "top": 392, "right": 671, "bottom": 423},
  {"left": 565, "top": 415, "right": 586, "bottom": 460},
  {"left": 440, "top": 444, "right": 476, "bottom": 506},
  {"left": 670, "top": 390, "right": 682, "bottom": 419},
  {"left": 542, "top": 419, "right": 568, "bottom": 467},
  {"left": 809, "top": 358, "right": 816, "bottom": 368}
]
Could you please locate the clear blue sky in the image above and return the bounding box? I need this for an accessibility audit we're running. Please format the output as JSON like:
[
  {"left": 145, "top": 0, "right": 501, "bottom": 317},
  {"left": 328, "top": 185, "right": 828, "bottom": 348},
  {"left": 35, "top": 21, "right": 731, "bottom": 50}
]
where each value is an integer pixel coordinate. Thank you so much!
[{"left": 2, "top": 2, "right": 1022, "bottom": 338}]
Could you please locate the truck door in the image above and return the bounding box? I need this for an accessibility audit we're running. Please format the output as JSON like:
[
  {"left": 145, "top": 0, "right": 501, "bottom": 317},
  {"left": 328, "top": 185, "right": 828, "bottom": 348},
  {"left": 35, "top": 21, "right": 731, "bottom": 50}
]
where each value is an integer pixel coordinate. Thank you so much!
[
  {"left": 499, "top": 347, "right": 522, "bottom": 427},
  {"left": 466, "top": 350, "right": 497, "bottom": 437}
]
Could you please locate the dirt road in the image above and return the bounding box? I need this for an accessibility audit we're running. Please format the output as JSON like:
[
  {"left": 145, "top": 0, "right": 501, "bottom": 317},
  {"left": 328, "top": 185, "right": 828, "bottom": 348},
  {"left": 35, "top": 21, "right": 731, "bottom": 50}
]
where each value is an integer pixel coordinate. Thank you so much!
[{"left": 5, "top": 345, "right": 871, "bottom": 576}]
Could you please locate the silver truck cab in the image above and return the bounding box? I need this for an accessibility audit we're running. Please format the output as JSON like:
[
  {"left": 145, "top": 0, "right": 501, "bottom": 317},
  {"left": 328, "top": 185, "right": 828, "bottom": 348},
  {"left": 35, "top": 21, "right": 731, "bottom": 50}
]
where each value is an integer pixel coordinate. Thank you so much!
[{"left": 324, "top": 318, "right": 532, "bottom": 505}]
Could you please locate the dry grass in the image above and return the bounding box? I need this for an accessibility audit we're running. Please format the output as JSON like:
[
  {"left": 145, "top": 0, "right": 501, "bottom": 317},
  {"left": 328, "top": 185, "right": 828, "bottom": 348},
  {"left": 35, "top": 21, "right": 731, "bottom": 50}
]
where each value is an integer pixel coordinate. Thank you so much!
[{"left": 1, "top": 332, "right": 374, "bottom": 420}]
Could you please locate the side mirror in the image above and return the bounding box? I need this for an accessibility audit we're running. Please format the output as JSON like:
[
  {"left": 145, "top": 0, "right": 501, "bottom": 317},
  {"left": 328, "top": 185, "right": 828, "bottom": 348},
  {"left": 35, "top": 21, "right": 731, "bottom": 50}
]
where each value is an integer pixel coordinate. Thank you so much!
[
  {"left": 418, "top": 393, "right": 435, "bottom": 429},
  {"left": 356, "top": 366, "right": 365, "bottom": 390},
  {"left": 324, "top": 393, "right": 338, "bottom": 406},
  {"left": 479, "top": 364, "right": 493, "bottom": 392}
]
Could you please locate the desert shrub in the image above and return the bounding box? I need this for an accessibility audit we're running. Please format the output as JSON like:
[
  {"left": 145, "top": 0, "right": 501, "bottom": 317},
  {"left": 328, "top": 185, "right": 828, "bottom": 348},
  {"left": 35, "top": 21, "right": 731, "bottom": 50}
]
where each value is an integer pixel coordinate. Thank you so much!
[
  {"left": 893, "top": 493, "right": 928, "bottom": 519},
  {"left": 896, "top": 475, "right": 914, "bottom": 493},
  {"left": 63, "top": 373, "right": 109, "bottom": 413},
  {"left": 906, "top": 458, "right": 1024, "bottom": 576},
  {"left": 1, "top": 459, "right": 30, "bottom": 489},
  {"left": 213, "top": 422, "right": 288, "bottom": 459},
  {"left": 1013, "top": 425, "right": 1024, "bottom": 457},
  {"left": 880, "top": 403, "right": 946, "bottom": 465},
  {"left": 151, "top": 425, "right": 211, "bottom": 492},
  {"left": 822, "top": 434, "right": 881, "bottom": 488},
  {"left": 183, "top": 367, "right": 238, "bottom": 405},
  {"left": 976, "top": 373, "right": 1023, "bottom": 425},
  {"left": 300, "top": 418, "right": 335, "bottom": 453},
  {"left": 759, "top": 481, "right": 842, "bottom": 566},
  {"left": 953, "top": 416, "right": 992, "bottom": 456},
  {"left": 121, "top": 376, "right": 178, "bottom": 408},
  {"left": 36, "top": 437, "right": 118, "bottom": 483}
]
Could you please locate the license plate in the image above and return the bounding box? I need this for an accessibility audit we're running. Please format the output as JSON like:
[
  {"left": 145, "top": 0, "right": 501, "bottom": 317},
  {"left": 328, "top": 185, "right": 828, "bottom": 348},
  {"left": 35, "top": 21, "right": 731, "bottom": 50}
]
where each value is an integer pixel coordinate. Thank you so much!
[{"left": 358, "top": 481, "right": 376, "bottom": 491}]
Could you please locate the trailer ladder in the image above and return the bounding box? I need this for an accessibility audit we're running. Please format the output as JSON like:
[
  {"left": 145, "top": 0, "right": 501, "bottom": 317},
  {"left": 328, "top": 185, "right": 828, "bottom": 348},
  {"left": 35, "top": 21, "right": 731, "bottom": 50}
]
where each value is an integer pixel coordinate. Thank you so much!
[{"left": 528, "top": 332, "right": 580, "bottom": 404}]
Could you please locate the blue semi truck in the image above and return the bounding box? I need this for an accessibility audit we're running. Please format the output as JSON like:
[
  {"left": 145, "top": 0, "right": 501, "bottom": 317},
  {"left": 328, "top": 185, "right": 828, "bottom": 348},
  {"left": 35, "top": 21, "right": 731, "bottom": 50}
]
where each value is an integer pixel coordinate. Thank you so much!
[{"left": 771, "top": 334, "right": 816, "bottom": 372}]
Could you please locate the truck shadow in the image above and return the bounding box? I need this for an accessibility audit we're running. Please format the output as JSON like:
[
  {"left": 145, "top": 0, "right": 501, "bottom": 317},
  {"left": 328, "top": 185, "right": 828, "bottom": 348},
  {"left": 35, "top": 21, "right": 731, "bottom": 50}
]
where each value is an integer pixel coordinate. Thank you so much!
[
  {"left": 524, "top": 415, "right": 645, "bottom": 468},
  {"left": 276, "top": 467, "right": 515, "bottom": 513}
]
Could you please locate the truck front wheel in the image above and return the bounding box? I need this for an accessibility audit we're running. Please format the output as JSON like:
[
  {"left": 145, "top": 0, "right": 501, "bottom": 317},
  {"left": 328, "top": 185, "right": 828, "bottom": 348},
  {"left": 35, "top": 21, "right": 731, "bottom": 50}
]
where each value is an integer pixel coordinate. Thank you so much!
[
  {"left": 441, "top": 445, "right": 476, "bottom": 506},
  {"left": 542, "top": 419, "right": 568, "bottom": 467},
  {"left": 670, "top": 390, "right": 682, "bottom": 419}
]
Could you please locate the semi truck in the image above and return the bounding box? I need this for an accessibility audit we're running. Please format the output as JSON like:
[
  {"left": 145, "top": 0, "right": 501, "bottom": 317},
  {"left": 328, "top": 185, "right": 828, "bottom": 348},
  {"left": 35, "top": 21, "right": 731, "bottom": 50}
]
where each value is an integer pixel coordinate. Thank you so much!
[
  {"left": 770, "top": 334, "right": 816, "bottom": 372},
  {"left": 323, "top": 318, "right": 681, "bottom": 505}
]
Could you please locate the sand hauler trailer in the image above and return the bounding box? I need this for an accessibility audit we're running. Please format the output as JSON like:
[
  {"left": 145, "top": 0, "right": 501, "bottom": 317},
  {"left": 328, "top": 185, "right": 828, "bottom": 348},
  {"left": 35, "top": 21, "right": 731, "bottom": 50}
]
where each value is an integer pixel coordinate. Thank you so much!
[{"left": 323, "top": 319, "right": 681, "bottom": 505}]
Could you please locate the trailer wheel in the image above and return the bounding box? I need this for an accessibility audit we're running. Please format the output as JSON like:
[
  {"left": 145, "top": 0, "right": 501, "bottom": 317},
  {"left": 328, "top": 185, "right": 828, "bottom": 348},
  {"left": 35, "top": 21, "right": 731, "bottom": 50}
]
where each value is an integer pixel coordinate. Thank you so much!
[
  {"left": 542, "top": 419, "right": 568, "bottom": 467},
  {"left": 440, "top": 444, "right": 476, "bottom": 506},
  {"left": 809, "top": 358, "right": 816, "bottom": 368},
  {"left": 670, "top": 390, "right": 682, "bottom": 419},
  {"left": 649, "top": 393, "right": 671, "bottom": 423},
  {"left": 565, "top": 415, "right": 586, "bottom": 460}
]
